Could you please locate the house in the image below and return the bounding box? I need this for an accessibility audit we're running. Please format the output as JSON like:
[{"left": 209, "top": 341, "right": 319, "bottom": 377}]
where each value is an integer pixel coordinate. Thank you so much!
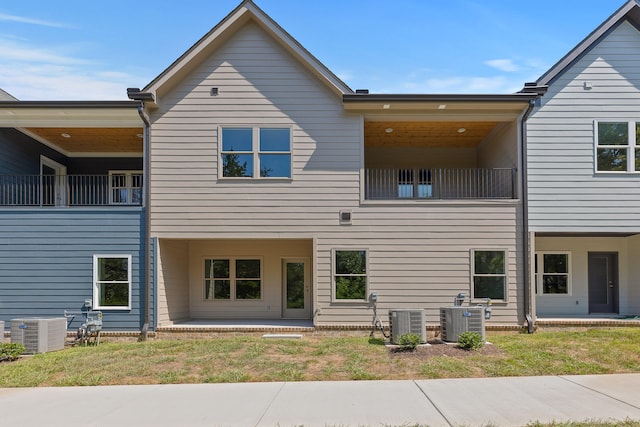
[
  {"left": 0, "top": 98, "right": 152, "bottom": 332},
  {"left": 140, "top": 0, "right": 537, "bottom": 330},
  {"left": 526, "top": 0, "right": 640, "bottom": 319}
]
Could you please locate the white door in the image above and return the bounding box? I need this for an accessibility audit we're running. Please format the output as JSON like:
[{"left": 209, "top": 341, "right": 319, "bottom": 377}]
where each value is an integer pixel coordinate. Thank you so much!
[
  {"left": 282, "top": 259, "right": 311, "bottom": 319},
  {"left": 40, "top": 156, "right": 67, "bottom": 206}
]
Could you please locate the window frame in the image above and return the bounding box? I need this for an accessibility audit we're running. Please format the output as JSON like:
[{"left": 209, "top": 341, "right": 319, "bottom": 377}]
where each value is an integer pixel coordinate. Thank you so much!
[
  {"left": 594, "top": 120, "right": 640, "bottom": 174},
  {"left": 534, "top": 251, "right": 572, "bottom": 296},
  {"left": 93, "top": 254, "right": 132, "bottom": 310},
  {"left": 470, "top": 249, "right": 507, "bottom": 302},
  {"left": 203, "top": 257, "right": 263, "bottom": 301},
  {"left": 332, "top": 248, "right": 369, "bottom": 302},
  {"left": 108, "top": 170, "right": 143, "bottom": 205},
  {"left": 218, "top": 126, "right": 292, "bottom": 180}
]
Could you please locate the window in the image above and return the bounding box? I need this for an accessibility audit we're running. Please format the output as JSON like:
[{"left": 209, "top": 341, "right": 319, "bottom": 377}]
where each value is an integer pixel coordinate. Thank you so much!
[
  {"left": 109, "top": 171, "right": 142, "bottom": 205},
  {"left": 204, "top": 258, "right": 262, "bottom": 300},
  {"left": 220, "top": 127, "right": 291, "bottom": 178},
  {"left": 333, "top": 250, "right": 367, "bottom": 300},
  {"left": 93, "top": 255, "right": 132, "bottom": 309},
  {"left": 595, "top": 121, "right": 640, "bottom": 173},
  {"left": 535, "top": 252, "right": 570, "bottom": 295},
  {"left": 471, "top": 249, "right": 506, "bottom": 300}
]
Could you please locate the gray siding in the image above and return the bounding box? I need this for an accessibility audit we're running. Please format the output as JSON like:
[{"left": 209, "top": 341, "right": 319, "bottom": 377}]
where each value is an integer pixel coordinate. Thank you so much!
[
  {"left": 528, "top": 21, "right": 640, "bottom": 232},
  {"left": 0, "top": 209, "right": 146, "bottom": 331}
]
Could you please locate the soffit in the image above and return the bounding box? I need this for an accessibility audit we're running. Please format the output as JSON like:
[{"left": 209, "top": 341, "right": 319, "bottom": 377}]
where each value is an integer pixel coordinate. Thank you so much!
[
  {"left": 23, "top": 127, "right": 143, "bottom": 154},
  {"left": 365, "top": 121, "right": 501, "bottom": 148}
]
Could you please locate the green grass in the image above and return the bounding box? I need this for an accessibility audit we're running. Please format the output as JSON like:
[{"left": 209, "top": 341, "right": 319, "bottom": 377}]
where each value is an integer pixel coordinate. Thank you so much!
[{"left": 1, "top": 328, "right": 639, "bottom": 387}]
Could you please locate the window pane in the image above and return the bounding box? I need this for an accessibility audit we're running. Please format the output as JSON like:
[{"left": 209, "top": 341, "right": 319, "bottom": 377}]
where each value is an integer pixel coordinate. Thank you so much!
[
  {"left": 214, "top": 280, "right": 231, "bottom": 299},
  {"left": 474, "top": 251, "right": 505, "bottom": 274},
  {"left": 222, "top": 153, "right": 253, "bottom": 177},
  {"left": 335, "top": 276, "right": 366, "bottom": 299},
  {"left": 286, "top": 262, "right": 305, "bottom": 309},
  {"left": 598, "top": 122, "right": 628, "bottom": 145},
  {"left": 222, "top": 128, "right": 252, "bottom": 151},
  {"left": 543, "top": 275, "right": 568, "bottom": 294},
  {"left": 636, "top": 148, "right": 640, "bottom": 172},
  {"left": 473, "top": 276, "right": 505, "bottom": 299},
  {"left": 597, "top": 148, "right": 627, "bottom": 171},
  {"left": 335, "top": 250, "right": 366, "bottom": 274},
  {"left": 236, "top": 259, "right": 260, "bottom": 278},
  {"left": 205, "top": 259, "right": 229, "bottom": 279},
  {"left": 260, "top": 128, "right": 290, "bottom": 151},
  {"left": 99, "top": 282, "right": 129, "bottom": 306},
  {"left": 543, "top": 254, "right": 568, "bottom": 274},
  {"left": 236, "top": 280, "right": 261, "bottom": 299},
  {"left": 98, "top": 258, "right": 128, "bottom": 281},
  {"left": 259, "top": 154, "right": 291, "bottom": 178}
]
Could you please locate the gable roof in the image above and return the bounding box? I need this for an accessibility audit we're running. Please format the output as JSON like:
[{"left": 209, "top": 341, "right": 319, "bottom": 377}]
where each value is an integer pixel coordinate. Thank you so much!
[
  {"left": 534, "top": 0, "right": 640, "bottom": 87},
  {"left": 143, "top": 0, "right": 353, "bottom": 101},
  {"left": 0, "top": 88, "right": 17, "bottom": 101}
]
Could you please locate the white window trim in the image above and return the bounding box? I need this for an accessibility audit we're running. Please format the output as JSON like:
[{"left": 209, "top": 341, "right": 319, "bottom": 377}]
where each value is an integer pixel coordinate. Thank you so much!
[
  {"left": 218, "top": 126, "right": 292, "bottom": 180},
  {"left": 535, "top": 251, "right": 572, "bottom": 296},
  {"left": 594, "top": 120, "right": 639, "bottom": 174},
  {"left": 470, "top": 248, "right": 508, "bottom": 302},
  {"left": 331, "top": 248, "right": 369, "bottom": 302},
  {"left": 203, "top": 256, "right": 263, "bottom": 302},
  {"left": 93, "top": 254, "right": 132, "bottom": 310},
  {"left": 108, "top": 170, "right": 143, "bottom": 205}
]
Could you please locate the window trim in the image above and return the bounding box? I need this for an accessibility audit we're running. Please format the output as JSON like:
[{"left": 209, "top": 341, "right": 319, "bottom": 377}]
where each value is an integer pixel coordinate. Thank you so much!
[
  {"left": 331, "top": 248, "right": 369, "bottom": 302},
  {"left": 218, "top": 126, "right": 292, "bottom": 180},
  {"left": 93, "top": 254, "right": 132, "bottom": 310},
  {"left": 203, "top": 256, "right": 264, "bottom": 302},
  {"left": 535, "top": 251, "right": 572, "bottom": 296},
  {"left": 470, "top": 248, "right": 507, "bottom": 302},
  {"left": 594, "top": 120, "right": 639, "bottom": 174},
  {"left": 108, "top": 170, "right": 143, "bottom": 205}
]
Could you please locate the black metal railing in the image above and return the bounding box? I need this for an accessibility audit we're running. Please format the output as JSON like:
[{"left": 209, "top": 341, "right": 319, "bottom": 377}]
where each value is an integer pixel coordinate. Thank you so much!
[
  {"left": 0, "top": 174, "right": 142, "bottom": 207},
  {"left": 365, "top": 168, "right": 516, "bottom": 200}
]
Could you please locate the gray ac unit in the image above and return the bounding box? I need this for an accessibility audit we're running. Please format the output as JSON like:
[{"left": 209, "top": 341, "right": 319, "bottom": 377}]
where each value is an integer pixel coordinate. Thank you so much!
[
  {"left": 10, "top": 318, "right": 67, "bottom": 354},
  {"left": 0, "top": 321, "right": 4, "bottom": 342},
  {"left": 388, "top": 309, "right": 426, "bottom": 344},
  {"left": 440, "top": 306, "right": 485, "bottom": 342}
]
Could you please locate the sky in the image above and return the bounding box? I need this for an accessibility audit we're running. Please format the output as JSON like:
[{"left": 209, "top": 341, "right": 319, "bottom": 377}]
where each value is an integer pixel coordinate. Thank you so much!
[{"left": 0, "top": 0, "right": 628, "bottom": 100}]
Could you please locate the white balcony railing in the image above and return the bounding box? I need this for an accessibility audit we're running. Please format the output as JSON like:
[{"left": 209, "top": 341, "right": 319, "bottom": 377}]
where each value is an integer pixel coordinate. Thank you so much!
[
  {"left": 365, "top": 168, "right": 516, "bottom": 200},
  {"left": 0, "top": 174, "right": 142, "bottom": 207}
]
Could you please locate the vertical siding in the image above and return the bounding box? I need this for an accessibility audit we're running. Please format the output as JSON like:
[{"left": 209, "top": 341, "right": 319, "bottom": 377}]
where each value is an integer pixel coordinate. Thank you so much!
[
  {"left": 528, "top": 21, "right": 640, "bottom": 232},
  {"left": 150, "top": 21, "right": 525, "bottom": 326},
  {"left": 0, "top": 209, "right": 144, "bottom": 331}
]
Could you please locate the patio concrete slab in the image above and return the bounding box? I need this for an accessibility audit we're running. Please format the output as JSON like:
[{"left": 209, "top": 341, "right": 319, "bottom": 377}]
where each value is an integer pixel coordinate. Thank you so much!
[{"left": 415, "top": 375, "right": 640, "bottom": 426}]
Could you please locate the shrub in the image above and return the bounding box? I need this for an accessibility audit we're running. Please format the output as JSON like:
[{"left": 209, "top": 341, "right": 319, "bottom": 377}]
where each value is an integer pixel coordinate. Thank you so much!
[
  {"left": 0, "top": 343, "right": 25, "bottom": 362},
  {"left": 458, "top": 331, "right": 484, "bottom": 351},
  {"left": 397, "top": 333, "right": 422, "bottom": 351}
]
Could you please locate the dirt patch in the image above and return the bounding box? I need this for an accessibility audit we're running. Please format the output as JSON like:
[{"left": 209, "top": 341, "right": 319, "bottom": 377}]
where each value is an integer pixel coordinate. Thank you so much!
[{"left": 389, "top": 339, "right": 504, "bottom": 359}]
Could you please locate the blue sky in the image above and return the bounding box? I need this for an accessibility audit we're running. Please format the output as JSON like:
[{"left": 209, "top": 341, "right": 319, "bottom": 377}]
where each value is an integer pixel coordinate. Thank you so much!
[{"left": 0, "top": 0, "right": 626, "bottom": 100}]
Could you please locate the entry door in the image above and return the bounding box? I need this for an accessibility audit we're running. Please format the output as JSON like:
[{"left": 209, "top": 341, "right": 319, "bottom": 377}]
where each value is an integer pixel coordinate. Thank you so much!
[
  {"left": 40, "top": 156, "right": 67, "bottom": 206},
  {"left": 282, "top": 259, "right": 311, "bottom": 319},
  {"left": 588, "top": 252, "right": 618, "bottom": 314}
]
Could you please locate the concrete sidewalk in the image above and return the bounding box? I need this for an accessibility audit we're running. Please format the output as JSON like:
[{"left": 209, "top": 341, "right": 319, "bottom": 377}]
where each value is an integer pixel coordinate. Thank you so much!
[{"left": 1, "top": 374, "right": 639, "bottom": 426}]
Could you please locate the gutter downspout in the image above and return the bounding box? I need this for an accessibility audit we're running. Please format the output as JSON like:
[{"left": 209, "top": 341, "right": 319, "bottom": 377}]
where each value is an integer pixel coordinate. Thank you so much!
[{"left": 521, "top": 99, "right": 536, "bottom": 333}]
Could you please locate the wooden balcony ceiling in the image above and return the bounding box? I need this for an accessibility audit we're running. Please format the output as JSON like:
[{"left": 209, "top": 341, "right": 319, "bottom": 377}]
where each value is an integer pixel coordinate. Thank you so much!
[
  {"left": 365, "top": 121, "right": 500, "bottom": 148},
  {"left": 24, "top": 127, "right": 143, "bottom": 153}
]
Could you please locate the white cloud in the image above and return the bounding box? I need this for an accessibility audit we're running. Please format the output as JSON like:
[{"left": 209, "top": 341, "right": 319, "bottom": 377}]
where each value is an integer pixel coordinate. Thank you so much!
[
  {"left": 485, "top": 59, "right": 520, "bottom": 72},
  {"left": 0, "top": 12, "right": 68, "bottom": 28}
]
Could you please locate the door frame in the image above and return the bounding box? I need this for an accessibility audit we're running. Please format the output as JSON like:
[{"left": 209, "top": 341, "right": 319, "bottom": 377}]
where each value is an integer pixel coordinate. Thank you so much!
[
  {"left": 587, "top": 252, "right": 619, "bottom": 314},
  {"left": 281, "top": 257, "right": 311, "bottom": 319},
  {"left": 40, "top": 155, "right": 67, "bottom": 206}
]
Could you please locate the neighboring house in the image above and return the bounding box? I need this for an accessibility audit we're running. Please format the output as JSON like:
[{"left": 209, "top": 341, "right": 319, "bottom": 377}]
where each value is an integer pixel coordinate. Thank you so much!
[
  {"left": 527, "top": 0, "right": 640, "bottom": 318},
  {"left": 0, "top": 99, "right": 152, "bottom": 331},
  {"left": 141, "top": 0, "right": 537, "bottom": 329}
]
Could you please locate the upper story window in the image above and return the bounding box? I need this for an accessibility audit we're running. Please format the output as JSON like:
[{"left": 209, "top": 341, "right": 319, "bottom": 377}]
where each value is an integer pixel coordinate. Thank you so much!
[
  {"left": 595, "top": 121, "right": 640, "bottom": 173},
  {"left": 109, "top": 171, "right": 142, "bottom": 205},
  {"left": 220, "top": 127, "right": 291, "bottom": 179}
]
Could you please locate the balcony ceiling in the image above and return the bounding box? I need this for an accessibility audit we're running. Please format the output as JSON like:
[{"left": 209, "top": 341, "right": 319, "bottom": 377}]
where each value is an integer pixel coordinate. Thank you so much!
[
  {"left": 23, "top": 127, "right": 143, "bottom": 155},
  {"left": 365, "top": 121, "right": 501, "bottom": 148}
]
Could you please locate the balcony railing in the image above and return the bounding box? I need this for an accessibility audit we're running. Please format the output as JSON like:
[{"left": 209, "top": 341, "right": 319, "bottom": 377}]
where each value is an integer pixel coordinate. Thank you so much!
[
  {"left": 365, "top": 168, "right": 516, "bottom": 200},
  {"left": 0, "top": 174, "right": 142, "bottom": 207}
]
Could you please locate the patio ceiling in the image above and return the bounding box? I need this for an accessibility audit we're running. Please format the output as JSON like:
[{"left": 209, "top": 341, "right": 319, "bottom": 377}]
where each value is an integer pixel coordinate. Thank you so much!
[
  {"left": 364, "top": 121, "right": 501, "bottom": 148},
  {"left": 23, "top": 127, "right": 143, "bottom": 154}
]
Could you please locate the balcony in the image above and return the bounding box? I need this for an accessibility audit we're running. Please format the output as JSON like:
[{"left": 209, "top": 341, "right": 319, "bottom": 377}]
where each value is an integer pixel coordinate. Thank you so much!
[
  {"left": 365, "top": 168, "right": 516, "bottom": 200},
  {"left": 0, "top": 174, "right": 142, "bottom": 207}
]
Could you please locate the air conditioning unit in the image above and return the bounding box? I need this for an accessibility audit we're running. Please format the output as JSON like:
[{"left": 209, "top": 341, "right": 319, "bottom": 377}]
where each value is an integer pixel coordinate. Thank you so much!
[
  {"left": 0, "top": 321, "right": 4, "bottom": 342},
  {"left": 10, "top": 318, "right": 67, "bottom": 354},
  {"left": 440, "top": 306, "right": 485, "bottom": 342},
  {"left": 388, "top": 309, "right": 426, "bottom": 345}
]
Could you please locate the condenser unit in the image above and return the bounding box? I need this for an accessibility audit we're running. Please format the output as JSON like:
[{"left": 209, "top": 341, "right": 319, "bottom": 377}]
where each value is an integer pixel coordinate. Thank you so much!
[
  {"left": 388, "top": 309, "right": 426, "bottom": 345},
  {"left": 440, "top": 306, "right": 485, "bottom": 342},
  {"left": 0, "top": 321, "right": 4, "bottom": 342},
  {"left": 10, "top": 318, "right": 67, "bottom": 354}
]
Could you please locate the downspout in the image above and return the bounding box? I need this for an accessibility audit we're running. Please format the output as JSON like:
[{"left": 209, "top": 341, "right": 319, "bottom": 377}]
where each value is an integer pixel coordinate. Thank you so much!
[
  {"left": 128, "top": 88, "right": 154, "bottom": 341},
  {"left": 520, "top": 99, "right": 536, "bottom": 333}
]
